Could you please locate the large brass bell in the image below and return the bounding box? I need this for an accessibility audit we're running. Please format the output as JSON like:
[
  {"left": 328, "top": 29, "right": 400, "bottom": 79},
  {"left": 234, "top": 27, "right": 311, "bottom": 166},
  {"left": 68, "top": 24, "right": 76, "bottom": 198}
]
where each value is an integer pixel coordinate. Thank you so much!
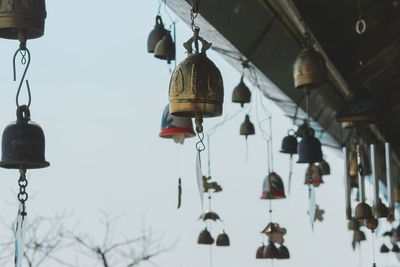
[
  {"left": 293, "top": 46, "right": 327, "bottom": 90},
  {"left": 0, "top": 105, "right": 49, "bottom": 169},
  {"left": 0, "top": 0, "right": 46, "bottom": 40},
  {"left": 277, "top": 245, "right": 290, "bottom": 259},
  {"left": 240, "top": 115, "right": 255, "bottom": 139},
  {"left": 297, "top": 128, "right": 322, "bottom": 164},
  {"left": 354, "top": 202, "right": 373, "bottom": 220},
  {"left": 169, "top": 29, "right": 223, "bottom": 119},
  {"left": 147, "top": 15, "right": 167, "bottom": 53},
  {"left": 216, "top": 231, "right": 230, "bottom": 246},
  {"left": 154, "top": 30, "right": 175, "bottom": 64},
  {"left": 232, "top": 76, "right": 251, "bottom": 107},
  {"left": 197, "top": 228, "right": 214, "bottom": 245},
  {"left": 263, "top": 242, "right": 279, "bottom": 259},
  {"left": 280, "top": 130, "right": 297, "bottom": 155}
]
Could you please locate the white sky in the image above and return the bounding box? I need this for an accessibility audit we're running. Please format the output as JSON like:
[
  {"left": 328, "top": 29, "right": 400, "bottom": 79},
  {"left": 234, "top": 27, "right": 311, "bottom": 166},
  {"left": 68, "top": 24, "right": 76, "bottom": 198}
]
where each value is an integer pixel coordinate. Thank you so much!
[{"left": 0, "top": 1, "right": 398, "bottom": 266}]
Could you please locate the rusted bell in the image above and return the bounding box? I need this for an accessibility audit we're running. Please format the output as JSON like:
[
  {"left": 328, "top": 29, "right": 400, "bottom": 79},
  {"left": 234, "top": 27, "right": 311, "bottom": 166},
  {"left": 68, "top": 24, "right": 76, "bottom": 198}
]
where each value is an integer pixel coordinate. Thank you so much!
[
  {"left": 318, "top": 159, "right": 330, "bottom": 175},
  {"left": 380, "top": 244, "right": 390, "bottom": 253},
  {"left": 197, "top": 228, "right": 214, "bottom": 245},
  {"left": 393, "top": 244, "right": 400, "bottom": 253},
  {"left": 232, "top": 76, "right": 251, "bottom": 107},
  {"left": 349, "top": 150, "right": 358, "bottom": 176},
  {"left": 260, "top": 172, "right": 286, "bottom": 199},
  {"left": 256, "top": 243, "right": 266, "bottom": 259},
  {"left": 355, "top": 202, "right": 373, "bottom": 220},
  {"left": 348, "top": 218, "right": 360, "bottom": 231},
  {"left": 154, "top": 30, "right": 175, "bottom": 64},
  {"left": 277, "top": 245, "right": 290, "bottom": 259},
  {"left": 297, "top": 128, "right": 322, "bottom": 164},
  {"left": 159, "top": 104, "right": 195, "bottom": 144},
  {"left": 0, "top": 0, "right": 46, "bottom": 40},
  {"left": 280, "top": 130, "right": 297, "bottom": 155},
  {"left": 169, "top": 29, "right": 223, "bottom": 119},
  {"left": 240, "top": 115, "right": 255, "bottom": 139},
  {"left": 147, "top": 15, "right": 167, "bottom": 53},
  {"left": 263, "top": 242, "right": 279, "bottom": 259},
  {"left": 365, "top": 217, "right": 378, "bottom": 231},
  {"left": 372, "top": 199, "right": 388, "bottom": 218},
  {"left": 0, "top": 105, "right": 49, "bottom": 169},
  {"left": 199, "top": 210, "right": 220, "bottom": 221},
  {"left": 293, "top": 46, "right": 327, "bottom": 90},
  {"left": 304, "top": 164, "right": 323, "bottom": 187},
  {"left": 216, "top": 231, "right": 230, "bottom": 246}
]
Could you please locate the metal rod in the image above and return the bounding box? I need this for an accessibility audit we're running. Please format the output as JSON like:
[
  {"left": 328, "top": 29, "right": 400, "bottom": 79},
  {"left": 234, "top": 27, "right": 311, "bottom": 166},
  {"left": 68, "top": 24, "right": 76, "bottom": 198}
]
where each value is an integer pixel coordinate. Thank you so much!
[
  {"left": 385, "top": 142, "right": 395, "bottom": 219},
  {"left": 357, "top": 145, "right": 366, "bottom": 202},
  {"left": 343, "top": 146, "right": 352, "bottom": 220},
  {"left": 370, "top": 144, "right": 379, "bottom": 219}
]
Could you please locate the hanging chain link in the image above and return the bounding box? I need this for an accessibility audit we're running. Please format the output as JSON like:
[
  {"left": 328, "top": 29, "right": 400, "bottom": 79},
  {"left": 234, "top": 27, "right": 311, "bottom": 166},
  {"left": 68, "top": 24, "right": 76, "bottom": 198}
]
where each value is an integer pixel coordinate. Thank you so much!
[
  {"left": 17, "top": 169, "right": 28, "bottom": 217},
  {"left": 190, "top": 0, "right": 200, "bottom": 32},
  {"left": 195, "top": 117, "right": 205, "bottom": 152}
]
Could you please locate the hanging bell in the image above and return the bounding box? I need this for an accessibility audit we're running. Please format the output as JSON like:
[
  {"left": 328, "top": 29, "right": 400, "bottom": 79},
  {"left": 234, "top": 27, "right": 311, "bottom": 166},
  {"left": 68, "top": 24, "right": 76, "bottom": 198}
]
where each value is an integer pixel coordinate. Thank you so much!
[
  {"left": 277, "top": 245, "right": 290, "bottom": 259},
  {"left": 0, "top": 105, "right": 49, "bottom": 169},
  {"left": 280, "top": 130, "right": 298, "bottom": 155},
  {"left": 304, "top": 164, "right": 323, "bottom": 187},
  {"left": 159, "top": 104, "right": 195, "bottom": 144},
  {"left": 348, "top": 218, "right": 360, "bottom": 231},
  {"left": 261, "top": 222, "right": 286, "bottom": 244},
  {"left": 263, "top": 242, "right": 279, "bottom": 259},
  {"left": 154, "top": 30, "right": 175, "bottom": 64},
  {"left": 0, "top": 0, "right": 46, "bottom": 40},
  {"left": 318, "top": 159, "right": 330, "bottom": 175},
  {"left": 198, "top": 210, "right": 220, "bottom": 221},
  {"left": 260, "top": 172, "right": 286, "bottom": 199},
  {"left": 354, "top": 202, "right": 373, "bottom": 220},
  {"left": 372, "top": 198, "right": 388, "bottom": 219},
  {"left": 197, "top": 228, "right": 214, "bottom": 245},
  {"left": 216, "top": 231, "right": 230, "bottom": 246},
  {"left": 169, "top": 29, "right": 223, "bottom": 119},
  {"left": 147, "top": 15, "right": 167, "bottom": 53},
  {"left": 293, "top": 46, "right": 327, "bottom": 90},
  {"left": 297, "top": 128, "right": 322, "bottom": 164},
  {"left": 232, "top": 76, "right": 251, "bottom": 107},
  {"left": 240, "top": 115, "right": 255, "bottom": 139},
  {"left": 256, "top": 243, "right": 266, "bottom": 259},
  {"left": 393, "top": 244, "right": 400, "bottom": 253},
  {"left": 380, "top": 244, "right": 390, "bottom": 253}
]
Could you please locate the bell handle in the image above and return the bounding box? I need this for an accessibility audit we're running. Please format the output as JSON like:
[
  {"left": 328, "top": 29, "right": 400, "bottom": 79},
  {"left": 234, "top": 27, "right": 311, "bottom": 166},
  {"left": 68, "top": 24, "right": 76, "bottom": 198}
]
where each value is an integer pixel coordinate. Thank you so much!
[
  {"left": 155, "top": 15, "right": 164, "bottom": 25},
  {"left": 183, "top": 28, "right": 212, "bottom": 55},
  {"left": 17, "top": 105, "right": 31, "bottom": 120}
]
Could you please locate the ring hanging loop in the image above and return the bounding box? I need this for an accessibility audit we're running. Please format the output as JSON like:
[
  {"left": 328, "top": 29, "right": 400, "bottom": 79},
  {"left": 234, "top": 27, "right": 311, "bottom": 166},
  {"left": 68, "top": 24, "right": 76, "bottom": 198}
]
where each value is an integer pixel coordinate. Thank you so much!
[
  {"left": 13, "top": 48, "right": 32, "bottom": 108},
  {"left": 356, "top": 19, "right": 366, "bottom": 35}
]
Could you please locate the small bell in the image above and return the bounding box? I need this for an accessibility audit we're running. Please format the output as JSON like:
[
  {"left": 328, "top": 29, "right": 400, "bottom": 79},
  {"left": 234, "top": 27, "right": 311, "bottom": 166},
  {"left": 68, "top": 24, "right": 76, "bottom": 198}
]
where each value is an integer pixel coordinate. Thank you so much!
[
  {"left": 354, "top": 202, "right": 373, "bottom": 220},
  {"left": 348, "top": 218, "right": 360, "bottom": 231},
  {"left": 318, "top": 159, "right": 330, "bottom": 175},
  {"left": 365, "top": 218, "right": 378, "bottom": 231},
  {"left": 154, "top": 30, "right": 175, "bottom": 64},
  {"left": 297, "top": 128, "right": 322, "bottom": 164},
  {"left": 260, "top": 172, "right": 286, "bottom": 199},
  {"left": 304, "top": 164, "right": 323, "bottom": 187},
  {"left": 232, "top": 76, "right": 251, "bottom": 107},
  {"left": 393, "top": 244, "right": 400, "bottom": 253},
  {"left": 197, "top": 228, "right": 214, "bottom": 245},
  {"left": 169, "top": 29, "right": 223, "bottom": 119},
  {"left": 240, "top": 115, "right": 255, "bottom": 139},
  {"left": 199, "top": 210, "right": 220, "bottom": 221},
  {"left": 372, "top": 199, "right": 388, "bottom": 219},
  {"left": 0, "top": 0, "right": 46, "bottom": 40},
  {"left": 261, "top": 222, "right": 286, "bottom": 244},
  {"left": 277, "top": 245, "right": 290, "bottom": 259},
  {"left": 380, "top": 244, "right": 390, "bottom": 253},
  {"left": 159, "top": 104, "right": 195, "bottom": 144},
  {"left": 216, "top": 231, "right": 230, "bottom": 246},
  {"left": 256, "top": 243, "right": 266, "bottom": 259},
  {"left": 263, "top": 242, "right": 279, "bottom": 259},
  {"left": 0, "top": 105, "right": 49, "bottom": 169},
  {"left": 280, "top": 130, "right": 298, "bottom": 155},
  {"left": 293, "top": 46, "right": 327, "bottom": 90},
  {"left": 147, "top": 15, "right": 167, "bottom": 53}
]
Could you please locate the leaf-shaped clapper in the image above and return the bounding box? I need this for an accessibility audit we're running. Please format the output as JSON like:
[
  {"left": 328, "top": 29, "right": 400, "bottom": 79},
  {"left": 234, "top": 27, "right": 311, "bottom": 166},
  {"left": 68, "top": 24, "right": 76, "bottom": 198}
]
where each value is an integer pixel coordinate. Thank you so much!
[
  {"left": 308, "top": 185, "right": 316, "bottom": 230},
  {"left": 196, "top": 152, "right": 204, "bottom": 209},
  {"left": 14, "top": 205, "right": 27, "bottom": 267}
]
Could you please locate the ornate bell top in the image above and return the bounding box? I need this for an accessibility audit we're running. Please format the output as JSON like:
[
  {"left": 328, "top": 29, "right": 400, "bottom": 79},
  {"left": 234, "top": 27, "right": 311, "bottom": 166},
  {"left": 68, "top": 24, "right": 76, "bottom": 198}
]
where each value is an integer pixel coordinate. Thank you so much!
[
  {"left": 0, "top": 105, "right": 49, "bottom": 169},
  {"left": 0, "top": 0, "right": 47, "bottom": 40},
  {"left": 169, "top": 29, "right": 223, "bottom": 118}
]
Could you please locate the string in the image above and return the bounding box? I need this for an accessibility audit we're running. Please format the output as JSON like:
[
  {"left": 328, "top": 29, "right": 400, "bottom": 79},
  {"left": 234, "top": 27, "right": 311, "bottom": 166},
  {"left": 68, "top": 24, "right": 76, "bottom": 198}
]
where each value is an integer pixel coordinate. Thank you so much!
[{"left": 207, "top": 135, "right": 211, "bottom": 177}]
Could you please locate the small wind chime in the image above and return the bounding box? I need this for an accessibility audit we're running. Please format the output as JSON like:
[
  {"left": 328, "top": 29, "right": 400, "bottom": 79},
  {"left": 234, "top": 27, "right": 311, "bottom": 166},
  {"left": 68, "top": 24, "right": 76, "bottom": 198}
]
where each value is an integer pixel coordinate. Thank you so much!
[
  {"left": 256, "top": 117, "right": 290, "bottom": 260},
  {"left": 380, "top": 223, "right": 400, "bottom": 254},
  {"left": 292, "top": 29, "right": 327, "bottom": 229},
  {"left": 168, "top": 0, "right": 223, "bottom": 208},
  {"left": 0, "top": 1, "right": 49, "bottom": 266}
]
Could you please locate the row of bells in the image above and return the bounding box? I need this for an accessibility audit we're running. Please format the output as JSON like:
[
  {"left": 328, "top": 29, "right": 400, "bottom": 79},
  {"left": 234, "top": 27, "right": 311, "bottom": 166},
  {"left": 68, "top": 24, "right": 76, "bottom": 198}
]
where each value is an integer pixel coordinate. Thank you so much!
[
  {"left": 380, "top": 244, "right": 400, "bottom": 253},
  {"left": 147, "top": 16, "right": 175, "bottom": 64},
  {"left": 198, "top": 228, "right": 230, "bottom": 246}
]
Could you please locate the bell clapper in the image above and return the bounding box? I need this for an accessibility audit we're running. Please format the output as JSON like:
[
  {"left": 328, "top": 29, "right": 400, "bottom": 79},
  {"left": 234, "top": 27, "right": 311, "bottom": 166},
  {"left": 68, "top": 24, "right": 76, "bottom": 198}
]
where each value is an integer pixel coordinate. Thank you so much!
[
  {"left": 177, "top": 178, "right": 182, "bottom": 209},
  {"left": 17, "top": 168, "right": 28, "bottom": 218}
]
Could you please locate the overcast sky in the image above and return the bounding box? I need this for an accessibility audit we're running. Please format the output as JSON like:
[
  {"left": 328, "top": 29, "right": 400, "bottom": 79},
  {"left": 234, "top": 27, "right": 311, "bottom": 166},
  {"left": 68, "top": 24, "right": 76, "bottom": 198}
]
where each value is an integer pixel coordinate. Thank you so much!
[{"left": 0, "top": 1, "right": 398, "bottom": 266}]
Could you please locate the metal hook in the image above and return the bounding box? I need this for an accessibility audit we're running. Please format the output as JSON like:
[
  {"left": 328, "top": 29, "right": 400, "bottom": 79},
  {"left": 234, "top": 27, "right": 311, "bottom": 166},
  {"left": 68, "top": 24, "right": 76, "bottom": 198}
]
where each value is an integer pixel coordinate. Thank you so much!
[{"left": 13, "top": 48, "right": 32, "bottom": 107}]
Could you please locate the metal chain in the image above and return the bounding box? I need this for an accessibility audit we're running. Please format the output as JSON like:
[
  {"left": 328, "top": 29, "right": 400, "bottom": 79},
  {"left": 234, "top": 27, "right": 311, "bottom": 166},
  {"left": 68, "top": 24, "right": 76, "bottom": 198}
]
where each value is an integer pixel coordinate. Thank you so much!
[
  {"left": 13, "top": 48, "right": 32, "bottom": 107},
  {"left": 17, "top": 169, "right": 28, "bottom": 217},
  {"left": 190, "top": 1, "right": 200, "bottom": 32}
]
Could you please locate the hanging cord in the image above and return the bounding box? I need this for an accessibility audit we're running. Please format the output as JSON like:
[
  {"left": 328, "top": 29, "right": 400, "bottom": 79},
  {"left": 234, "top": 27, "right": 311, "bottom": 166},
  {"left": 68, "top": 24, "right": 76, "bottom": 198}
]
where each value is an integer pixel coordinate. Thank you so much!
[
  {"left": 207, "top": 135, "right": 211, "bottom": 177},
  {"left": 13, "top": 47, "right": 32, "bottom": 108},
  {"left": 371, "top": 230, "right": 376, "bottom": 267},
  {"left": 17, "top": 169, "right": 28, "bottom": 218}
]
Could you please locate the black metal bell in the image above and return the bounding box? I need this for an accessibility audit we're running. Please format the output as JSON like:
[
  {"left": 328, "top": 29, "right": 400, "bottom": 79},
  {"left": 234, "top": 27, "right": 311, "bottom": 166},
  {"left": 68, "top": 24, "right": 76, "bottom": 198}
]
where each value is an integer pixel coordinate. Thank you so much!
[
  {"left": 232, "top": 76, "right": 251, "bottom": 107},
  {"left": 263, "top": 242, "right": 279, "bottom": 259},
  {"left": 147, "top": 15, "right": 167, "bottom": 53},
  {"left": 277, "top": 245, "right": 290, "bottom": 259},
  {"left": 154, "top": 30, "right": 175, "bottom": 64},
  {"left": 280, "top": 130, "right": 297, "bottom": 155},
  {"left": 0, "top": 0, "right": 47, "bottom": 40},
  {"left": 197, "top": 228, "right": 214, "bottom": 245},
  {"left": 297, "top": 128, "right": 322, "bottom": 164},
  {"left": 0, "top": 105, "right": 49, "bottom": 169},
  {"left": 216, "top": 231, "right": 230, "bottom": 246},
  {"left": 240, "top": 115, "right": 255, "bottom": 139}
]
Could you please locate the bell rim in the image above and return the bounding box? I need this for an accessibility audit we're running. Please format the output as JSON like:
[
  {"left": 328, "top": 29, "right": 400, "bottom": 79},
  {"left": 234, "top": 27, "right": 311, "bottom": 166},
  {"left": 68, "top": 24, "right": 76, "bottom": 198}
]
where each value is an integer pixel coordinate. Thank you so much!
[
  {"left": 260, "top": 190, "right": 286, "bottom": 200},
  {"left": 0, "top": 16, "right": 46, "bottom": 40},
  {"left": 0, "top": 160, "right": 50, "bottom": 169},
  {"left": 279, "top": 149, "right": 298, "bottom": 154},
  {"left": 169, "top": 102, "right": 223, "bottom": 118},
  {"left": 159, "top": 127, "right": 195, "bottom": 139}
]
